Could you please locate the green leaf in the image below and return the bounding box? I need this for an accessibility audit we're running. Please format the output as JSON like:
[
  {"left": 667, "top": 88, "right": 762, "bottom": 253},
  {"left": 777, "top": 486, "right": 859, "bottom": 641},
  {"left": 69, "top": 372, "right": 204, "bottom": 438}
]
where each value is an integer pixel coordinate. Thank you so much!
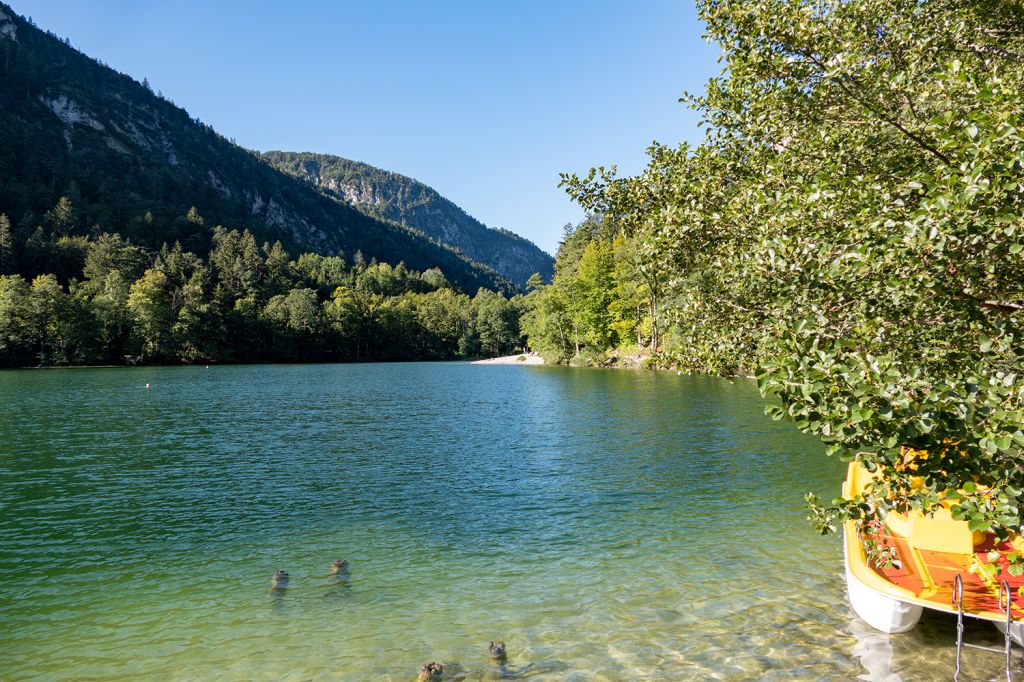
[{"left": 969, "top": 518, "right": 990, "bottom": 532}]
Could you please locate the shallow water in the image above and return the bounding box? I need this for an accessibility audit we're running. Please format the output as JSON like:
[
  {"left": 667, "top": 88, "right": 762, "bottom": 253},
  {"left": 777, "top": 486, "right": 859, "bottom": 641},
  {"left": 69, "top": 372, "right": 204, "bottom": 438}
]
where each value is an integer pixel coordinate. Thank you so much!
[{"left": 0, "top": 364, "right": 1017, "bottom": 680}]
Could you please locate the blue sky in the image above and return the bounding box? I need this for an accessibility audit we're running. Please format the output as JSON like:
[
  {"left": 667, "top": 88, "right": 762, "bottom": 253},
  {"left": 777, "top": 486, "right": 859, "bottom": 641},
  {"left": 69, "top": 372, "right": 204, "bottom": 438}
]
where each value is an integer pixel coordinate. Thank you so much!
[{"left": 16, "top": 1, "right": 720, "bottom": 255}]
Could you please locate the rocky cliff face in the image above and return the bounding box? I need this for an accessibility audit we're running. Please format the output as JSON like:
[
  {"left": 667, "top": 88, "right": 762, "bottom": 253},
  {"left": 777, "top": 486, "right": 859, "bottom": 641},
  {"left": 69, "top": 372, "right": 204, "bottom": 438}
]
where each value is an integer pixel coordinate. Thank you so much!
[
  {"left": 262, "top": 152, "right": 555, "bottom": 286},
  {"left": 0, "top": 6, "right": 17, "bottom": 41}
]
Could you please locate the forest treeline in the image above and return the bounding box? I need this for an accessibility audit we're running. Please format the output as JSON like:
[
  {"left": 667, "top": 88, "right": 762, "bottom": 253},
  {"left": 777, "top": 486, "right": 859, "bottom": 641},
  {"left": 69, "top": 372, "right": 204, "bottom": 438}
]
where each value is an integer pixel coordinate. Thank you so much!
[
  {"left": 521, "top": 217, "right": 660, "bottom": 367},
  {"left": 523, "top": 0, "right": 1024, "bottom": 548},
  {"left": 0, "top": 206, "right": 524, "bottom": 367}
]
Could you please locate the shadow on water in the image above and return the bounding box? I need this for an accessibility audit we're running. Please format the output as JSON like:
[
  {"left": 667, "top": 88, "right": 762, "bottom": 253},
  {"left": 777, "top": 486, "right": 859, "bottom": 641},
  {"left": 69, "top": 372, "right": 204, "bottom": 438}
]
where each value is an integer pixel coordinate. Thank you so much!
[
  {"left": 268, "top": 585, "right": 293, "bottom": 612},
  {"left": 322, "top": 572, "right": 352, "bottom": 602}
]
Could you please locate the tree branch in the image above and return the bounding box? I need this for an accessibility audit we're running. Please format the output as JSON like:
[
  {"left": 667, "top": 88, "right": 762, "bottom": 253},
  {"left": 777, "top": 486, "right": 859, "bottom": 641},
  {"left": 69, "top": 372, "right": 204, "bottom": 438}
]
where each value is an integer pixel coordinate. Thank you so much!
[{"left": 798, "top": 50, "right": 953, "bottom": 166}]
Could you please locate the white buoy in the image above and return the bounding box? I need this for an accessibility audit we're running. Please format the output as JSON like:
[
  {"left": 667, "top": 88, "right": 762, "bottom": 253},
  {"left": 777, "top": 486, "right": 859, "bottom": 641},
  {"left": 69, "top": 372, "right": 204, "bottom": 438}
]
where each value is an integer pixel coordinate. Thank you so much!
[{"left": 145, "top": 383, "right": 151, "bottom": 389}]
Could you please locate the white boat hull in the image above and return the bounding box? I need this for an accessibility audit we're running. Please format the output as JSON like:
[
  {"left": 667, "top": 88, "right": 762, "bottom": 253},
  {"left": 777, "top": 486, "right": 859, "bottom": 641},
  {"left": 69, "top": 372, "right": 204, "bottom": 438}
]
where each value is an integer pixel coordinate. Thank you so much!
[{"left": 844, "top": 531, "right": 923, "bottom": 633}]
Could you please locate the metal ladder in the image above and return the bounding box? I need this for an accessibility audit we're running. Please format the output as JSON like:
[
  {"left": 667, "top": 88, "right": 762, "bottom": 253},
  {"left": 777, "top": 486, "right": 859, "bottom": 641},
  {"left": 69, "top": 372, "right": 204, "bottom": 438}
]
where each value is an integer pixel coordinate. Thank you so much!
[{"left": 953, "top": 574, "right": 1014, "bottom": 681}]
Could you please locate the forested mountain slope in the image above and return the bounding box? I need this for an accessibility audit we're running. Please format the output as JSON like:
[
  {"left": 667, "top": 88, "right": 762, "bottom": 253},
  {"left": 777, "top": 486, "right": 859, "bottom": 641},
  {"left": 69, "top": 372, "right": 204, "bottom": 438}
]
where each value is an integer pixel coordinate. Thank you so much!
[
  {"left": 0, "top": 3, "right": 509, "bottom": 294},
  {"left": 262, "top": 151, "right": 555, "bottom": 286}
]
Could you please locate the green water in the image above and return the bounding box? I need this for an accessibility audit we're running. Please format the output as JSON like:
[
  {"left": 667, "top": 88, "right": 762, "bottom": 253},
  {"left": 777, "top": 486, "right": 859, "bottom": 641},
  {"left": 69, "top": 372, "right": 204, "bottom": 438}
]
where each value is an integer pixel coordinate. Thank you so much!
[{"left": 0, "top": 364, "right": 1011, "bottom": 680}]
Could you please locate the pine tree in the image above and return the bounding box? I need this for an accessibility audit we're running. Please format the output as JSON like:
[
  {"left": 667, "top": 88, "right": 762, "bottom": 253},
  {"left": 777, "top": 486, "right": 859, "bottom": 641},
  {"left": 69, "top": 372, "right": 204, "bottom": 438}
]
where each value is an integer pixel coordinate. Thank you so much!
[
  {"left": 45, "top": 197, "right": 76, "bottom": 236},
  {"left": 186, "top": 206, "right": 204, "bottom": 226}
]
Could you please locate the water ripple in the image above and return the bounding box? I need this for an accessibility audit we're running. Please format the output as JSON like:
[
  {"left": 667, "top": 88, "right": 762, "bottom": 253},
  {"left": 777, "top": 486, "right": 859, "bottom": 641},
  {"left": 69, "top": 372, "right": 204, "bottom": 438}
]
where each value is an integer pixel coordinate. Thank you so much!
[{"left": 0, "top": 364, "right": 988, "bottom": 680}]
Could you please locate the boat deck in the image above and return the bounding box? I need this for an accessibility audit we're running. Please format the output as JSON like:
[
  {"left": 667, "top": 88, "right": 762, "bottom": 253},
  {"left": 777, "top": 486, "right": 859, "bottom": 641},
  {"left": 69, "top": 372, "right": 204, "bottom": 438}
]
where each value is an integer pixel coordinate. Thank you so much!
[{"left": 870, "top": 534, "right": 1024, "bottom": 619}]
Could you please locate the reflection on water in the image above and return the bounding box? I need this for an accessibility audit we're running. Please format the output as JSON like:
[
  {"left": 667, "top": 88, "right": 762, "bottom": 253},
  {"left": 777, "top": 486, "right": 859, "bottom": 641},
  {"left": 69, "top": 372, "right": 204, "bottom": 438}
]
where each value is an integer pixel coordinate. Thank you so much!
[
  {"left": 850, "top": 617, "right": 902, "bottom": 682},
  {"left": 848, "top": 608, "right": 1024, "bottom": 682},
  {"left": 0, "top": 363, "right": 1016, "bottom": 679}
]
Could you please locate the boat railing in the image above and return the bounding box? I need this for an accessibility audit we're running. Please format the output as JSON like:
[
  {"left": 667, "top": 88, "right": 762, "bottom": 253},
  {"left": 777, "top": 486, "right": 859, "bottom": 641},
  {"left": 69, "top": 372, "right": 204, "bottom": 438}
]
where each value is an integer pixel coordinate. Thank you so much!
[
  {"left": 954, "top": 573, "right": 964, "bottom": 681},
  {"left": 1000, "top": 579, "right": 1013, "bottom": 681}
]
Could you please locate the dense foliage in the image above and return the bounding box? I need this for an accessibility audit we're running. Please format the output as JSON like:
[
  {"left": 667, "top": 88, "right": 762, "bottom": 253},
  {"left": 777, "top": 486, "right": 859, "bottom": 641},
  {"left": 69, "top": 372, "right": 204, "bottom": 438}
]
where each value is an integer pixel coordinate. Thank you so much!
[
  {"left": 263, "top": 151, "right": 555, "bottom": 287},
  {"left": 0, "top": 217, "right": 525, "bottom": 367},
  {"left": 526, "top": 0, "right": 1024, "bottom": 547},
  {"left": 521, "top": 216, "right": 664, "bottom": 367},
  {"left": 0, "top": 4, "right": 510, "bottom": 296}
]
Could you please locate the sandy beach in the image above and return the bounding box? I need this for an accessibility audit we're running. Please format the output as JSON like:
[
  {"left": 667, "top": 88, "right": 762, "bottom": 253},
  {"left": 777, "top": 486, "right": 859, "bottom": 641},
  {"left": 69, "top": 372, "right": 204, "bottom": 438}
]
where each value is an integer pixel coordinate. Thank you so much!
[{"left": 470, "top": 353, "right": 544, "bottom": 365}]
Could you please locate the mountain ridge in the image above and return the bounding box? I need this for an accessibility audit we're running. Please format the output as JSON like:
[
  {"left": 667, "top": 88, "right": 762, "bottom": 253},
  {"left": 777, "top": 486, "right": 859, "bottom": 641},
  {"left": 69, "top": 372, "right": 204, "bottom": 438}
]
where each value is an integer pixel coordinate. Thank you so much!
[{"left": 262, "top": 151, "right": 555, "bottom": 286}]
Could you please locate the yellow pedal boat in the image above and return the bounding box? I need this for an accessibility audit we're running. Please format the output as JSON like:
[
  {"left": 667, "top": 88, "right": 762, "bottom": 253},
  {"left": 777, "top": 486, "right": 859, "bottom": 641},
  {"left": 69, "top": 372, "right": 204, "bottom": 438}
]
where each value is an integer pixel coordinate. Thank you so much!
[{"left": 843, "top": 460, "right": 1024, "bottom": 642}]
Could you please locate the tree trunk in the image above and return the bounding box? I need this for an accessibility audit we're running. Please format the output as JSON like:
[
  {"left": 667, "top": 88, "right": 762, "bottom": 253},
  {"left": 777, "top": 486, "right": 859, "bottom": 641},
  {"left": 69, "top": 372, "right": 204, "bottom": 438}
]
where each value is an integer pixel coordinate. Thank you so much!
[
  {"left": 649, "top": 294, "right": 659, "bottom": 352},
  {"left": 636, "top": 305, "right": 642, "bottom": 349}
]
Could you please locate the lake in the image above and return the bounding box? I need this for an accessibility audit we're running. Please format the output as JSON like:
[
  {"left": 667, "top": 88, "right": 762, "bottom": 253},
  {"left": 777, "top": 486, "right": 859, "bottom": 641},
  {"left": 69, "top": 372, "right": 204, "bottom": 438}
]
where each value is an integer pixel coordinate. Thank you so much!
[{"left": 0, "top": 364, "right": 1009, "bottom": 680}]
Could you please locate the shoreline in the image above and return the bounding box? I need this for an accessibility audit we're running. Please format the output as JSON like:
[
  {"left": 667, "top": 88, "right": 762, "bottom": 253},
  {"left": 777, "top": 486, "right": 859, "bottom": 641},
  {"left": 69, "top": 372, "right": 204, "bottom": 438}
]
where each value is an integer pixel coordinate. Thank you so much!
[
  {"left": 470, "top": 353, "right": 544, "bottom": 365},
  {"left": 2, "top": 350, "right": 753, "bottom": 376}
]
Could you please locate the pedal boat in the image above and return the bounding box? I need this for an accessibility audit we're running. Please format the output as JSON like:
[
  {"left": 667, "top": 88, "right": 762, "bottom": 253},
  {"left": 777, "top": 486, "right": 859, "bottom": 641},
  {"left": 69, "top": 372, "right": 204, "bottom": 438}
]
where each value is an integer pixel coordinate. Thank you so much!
[{"left": 843, "top": 460, "right": 1024, "bottom": 641}]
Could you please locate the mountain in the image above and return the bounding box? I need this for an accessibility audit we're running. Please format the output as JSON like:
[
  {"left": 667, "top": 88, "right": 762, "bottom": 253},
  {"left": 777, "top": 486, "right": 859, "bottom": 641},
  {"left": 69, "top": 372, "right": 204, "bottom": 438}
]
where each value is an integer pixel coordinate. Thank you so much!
[
  {"left": 0, "top": 4, "right": 511, "bottom": 294},
  {"left": 262, "top": 151, "right": 555, "bottom": 286}
]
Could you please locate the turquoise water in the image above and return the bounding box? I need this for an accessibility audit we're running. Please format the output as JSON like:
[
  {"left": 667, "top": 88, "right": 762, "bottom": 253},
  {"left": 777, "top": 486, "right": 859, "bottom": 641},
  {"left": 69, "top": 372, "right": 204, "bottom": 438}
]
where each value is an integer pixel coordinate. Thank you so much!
[{"left": 0, "top": 364, "right": 1010, "bottom": 680}]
